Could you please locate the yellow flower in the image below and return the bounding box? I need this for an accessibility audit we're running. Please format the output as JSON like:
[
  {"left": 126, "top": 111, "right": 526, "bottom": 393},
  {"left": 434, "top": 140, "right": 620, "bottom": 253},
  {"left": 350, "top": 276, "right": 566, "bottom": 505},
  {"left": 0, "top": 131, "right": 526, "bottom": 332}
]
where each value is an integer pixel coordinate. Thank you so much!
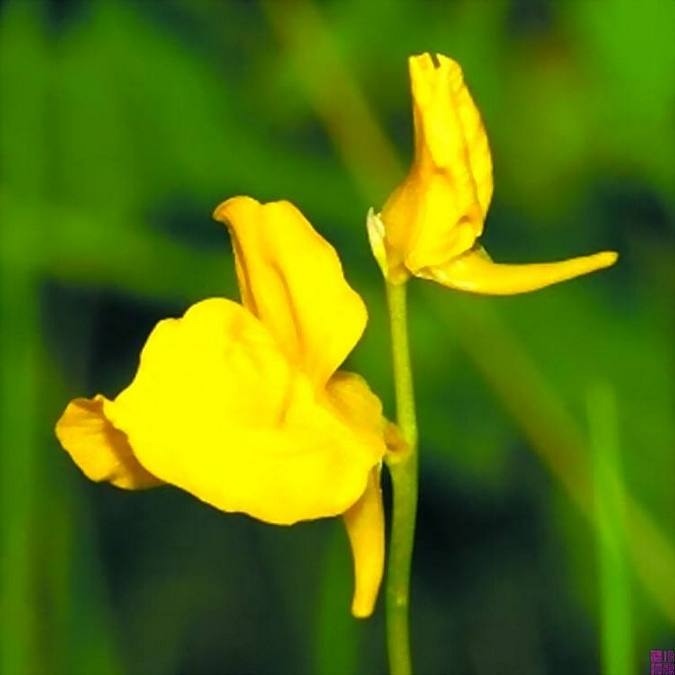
[
  {"left": 369, "top": 53, "right": 618, "bottom": 292},
  {"left": 55, "top": 196, "right": 386, "bottom": 618}
]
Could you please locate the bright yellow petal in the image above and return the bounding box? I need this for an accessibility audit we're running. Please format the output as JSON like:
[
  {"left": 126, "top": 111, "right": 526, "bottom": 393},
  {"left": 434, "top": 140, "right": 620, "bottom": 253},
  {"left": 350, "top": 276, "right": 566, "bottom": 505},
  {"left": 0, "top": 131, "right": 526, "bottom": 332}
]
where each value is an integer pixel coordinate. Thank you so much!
[
  {"left": 381, "top": 53, "right": 492, "bottom": 276},
  {"left": 213, "top": 196, "right": 367, "bottom": 387},
  {"left": 343, "top": 466, "right": 384, "bottom": 618},
  {"left": 55, "top": 396, "right": 161, "bottom": 489},
  {"left": 410, "top": 53, "right": 493, "bottom": 219},
  {"left": 106, "top": 299, "right": 385, "bottom": 525},
  {"left": 423, "top": 247, "right": 619, "bottom": 295},
  {"left": 324, "top": 370, "right": 386, "bottom": 444}
]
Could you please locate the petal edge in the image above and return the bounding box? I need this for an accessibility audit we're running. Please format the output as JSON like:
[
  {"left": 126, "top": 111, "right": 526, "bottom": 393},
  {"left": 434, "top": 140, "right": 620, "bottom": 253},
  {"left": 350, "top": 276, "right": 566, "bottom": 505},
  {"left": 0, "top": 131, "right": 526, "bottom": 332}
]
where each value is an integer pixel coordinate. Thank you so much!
[{"left": 55, "top": 396, "right": 161, "bottom": 489}]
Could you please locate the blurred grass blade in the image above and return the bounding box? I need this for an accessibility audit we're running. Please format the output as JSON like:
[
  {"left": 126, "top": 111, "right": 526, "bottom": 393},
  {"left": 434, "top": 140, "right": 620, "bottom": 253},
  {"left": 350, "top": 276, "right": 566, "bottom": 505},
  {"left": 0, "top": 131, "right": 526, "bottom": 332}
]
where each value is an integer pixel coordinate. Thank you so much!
[
  {"left": 0, "top": 2, "right": 48, "bottom": 671},
  {"left": 442, "top": 293, "right": 675, "bottom": 624},
  {"left": 261, "top": 0, "right": 402, "bottom": 204},
  {"left": 587, "top": 384, "right": 633, "bottom": 675},
  {"left": 0, "top": 253, "right": 40, "bottom": 675}
]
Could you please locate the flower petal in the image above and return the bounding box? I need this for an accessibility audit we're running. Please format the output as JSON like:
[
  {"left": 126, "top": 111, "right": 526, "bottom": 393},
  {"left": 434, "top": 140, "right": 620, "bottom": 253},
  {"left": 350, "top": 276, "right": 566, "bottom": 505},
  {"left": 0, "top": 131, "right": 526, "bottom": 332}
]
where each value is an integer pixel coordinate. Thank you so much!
[
  {"left": 381, "top": 53, "right": 493, "bottom": 276},
  {"left": 423, "top": 247, "right": 619, "bottom": 295},
  {"left": 213, "top": 196, "right": 367, "bottom": 387},
  {"left": 343, "top": 466, "right": 384, "bottom": 618},
  {"left": 410, "top": 53, "right": 492, "bottom": 219},
  {"left": 324, "top": 370, "right": 386, "bottom": 444},
  {"left": 105, "top": 299, "right": 384, "bottom": 525},
  {"left": 55, "top": 396, "right": 161, "bottom": 489}
]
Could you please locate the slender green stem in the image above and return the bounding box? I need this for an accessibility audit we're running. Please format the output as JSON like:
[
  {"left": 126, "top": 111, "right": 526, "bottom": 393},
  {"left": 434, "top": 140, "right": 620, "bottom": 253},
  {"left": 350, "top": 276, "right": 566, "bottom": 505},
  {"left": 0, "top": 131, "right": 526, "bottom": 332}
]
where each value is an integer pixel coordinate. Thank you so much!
[{"left": 384, "top": 280, "right": 418, "bottom": 675}]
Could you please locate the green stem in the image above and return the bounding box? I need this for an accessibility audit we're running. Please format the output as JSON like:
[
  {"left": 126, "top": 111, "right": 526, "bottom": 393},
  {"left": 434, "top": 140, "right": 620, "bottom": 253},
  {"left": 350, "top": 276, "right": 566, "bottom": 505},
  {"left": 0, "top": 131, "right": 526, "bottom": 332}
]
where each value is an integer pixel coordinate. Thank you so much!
[{"left": 384, "top": 280, "right": 418, "bottom": 675}]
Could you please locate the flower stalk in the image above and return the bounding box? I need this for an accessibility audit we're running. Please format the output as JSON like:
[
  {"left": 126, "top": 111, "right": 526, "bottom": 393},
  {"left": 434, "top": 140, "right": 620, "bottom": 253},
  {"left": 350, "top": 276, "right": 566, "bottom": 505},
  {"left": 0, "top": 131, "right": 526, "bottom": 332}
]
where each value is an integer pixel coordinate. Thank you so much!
[{"left": 384, "top": 280, "right": 418, "bottom": 675}]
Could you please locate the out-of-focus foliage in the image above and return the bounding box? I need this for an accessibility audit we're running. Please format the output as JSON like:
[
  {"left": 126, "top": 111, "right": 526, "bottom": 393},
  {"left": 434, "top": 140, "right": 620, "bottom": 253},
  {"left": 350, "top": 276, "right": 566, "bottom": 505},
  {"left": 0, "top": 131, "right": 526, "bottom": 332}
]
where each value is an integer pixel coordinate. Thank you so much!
[{"left": 0, "top": 0, "right": 672, "bottom": 673}]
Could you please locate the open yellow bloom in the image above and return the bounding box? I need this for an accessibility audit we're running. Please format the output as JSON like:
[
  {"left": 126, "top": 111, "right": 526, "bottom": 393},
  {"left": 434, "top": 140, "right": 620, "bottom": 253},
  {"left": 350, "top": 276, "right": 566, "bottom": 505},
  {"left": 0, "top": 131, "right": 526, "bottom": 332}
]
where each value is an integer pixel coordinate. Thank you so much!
[
  {"left": 55, "top": 196, "right": 386, "bottom": 618},
  {"left": 370, "top": 53, "right": 617, "bottom": 291}
]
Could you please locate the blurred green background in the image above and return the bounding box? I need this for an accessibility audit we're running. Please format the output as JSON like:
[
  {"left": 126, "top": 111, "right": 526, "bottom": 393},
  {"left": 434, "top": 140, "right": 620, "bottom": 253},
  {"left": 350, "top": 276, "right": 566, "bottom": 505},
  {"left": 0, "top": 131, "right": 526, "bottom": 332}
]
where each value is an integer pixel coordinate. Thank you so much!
[{"left": 1, "top": 0, "right": 673, "bottom": 673}]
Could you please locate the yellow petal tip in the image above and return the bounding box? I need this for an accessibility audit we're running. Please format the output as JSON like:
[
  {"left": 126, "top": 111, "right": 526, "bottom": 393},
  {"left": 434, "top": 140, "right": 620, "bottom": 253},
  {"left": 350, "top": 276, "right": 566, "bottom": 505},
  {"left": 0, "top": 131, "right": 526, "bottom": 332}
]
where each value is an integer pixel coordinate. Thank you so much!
[
  {"left": 212, "top": 195, "right": 256, "bottom": 224},
  {"left": 350, "top": 598, "right": 374, "bottom": 619},
  {"left": 596, "top": 250, "right": 619, "bottom": 268},
  {"left": 343, "top": 467, "right": 384, "bottom": 620}
]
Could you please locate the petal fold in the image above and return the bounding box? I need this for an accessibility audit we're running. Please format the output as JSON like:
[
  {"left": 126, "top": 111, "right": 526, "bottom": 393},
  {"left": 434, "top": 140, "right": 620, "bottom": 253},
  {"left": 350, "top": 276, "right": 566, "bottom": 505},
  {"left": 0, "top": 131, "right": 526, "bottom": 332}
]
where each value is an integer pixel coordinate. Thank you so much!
[
  {"left": 213, "top": 196, "right": 367, "bottom": 387},
  {"left": 55, "top": 396, "right": 161, "bottom": 489},
  {"left": 423, "top": 248, "right": 619, "bottom": 295},
  {"left": 343, "top": 466, "right": 385, "bottom": 618}
]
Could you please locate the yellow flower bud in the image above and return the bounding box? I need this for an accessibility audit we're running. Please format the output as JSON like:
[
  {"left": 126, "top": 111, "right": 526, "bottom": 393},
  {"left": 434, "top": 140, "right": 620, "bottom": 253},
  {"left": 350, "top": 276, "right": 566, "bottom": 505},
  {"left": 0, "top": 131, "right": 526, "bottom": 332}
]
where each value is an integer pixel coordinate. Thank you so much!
[{"left": 375, "top": 53, "right": 617, "bottom": 293}]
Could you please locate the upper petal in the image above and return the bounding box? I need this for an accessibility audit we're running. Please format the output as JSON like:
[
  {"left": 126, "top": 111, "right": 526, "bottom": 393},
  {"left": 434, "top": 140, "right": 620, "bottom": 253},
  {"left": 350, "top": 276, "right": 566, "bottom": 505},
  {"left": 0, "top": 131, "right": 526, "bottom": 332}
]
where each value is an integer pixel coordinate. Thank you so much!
[
  {"left": 213, "top": 196, "right": 367, "bottom": 387},
  {"left": 423, "top": 246, "right": 619, "bottom": 294},
  {"left": 55, "top": 395, "right": 162, "bottom": 489},
  {"left": 409, "top": 53, "right": 492, "bottom": 220},
  {"left": 381, "top": 53, "right": 493, "bottom": 276},
  {"left": 105, "top": 298, "right": 385, "bottom": 525}
]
